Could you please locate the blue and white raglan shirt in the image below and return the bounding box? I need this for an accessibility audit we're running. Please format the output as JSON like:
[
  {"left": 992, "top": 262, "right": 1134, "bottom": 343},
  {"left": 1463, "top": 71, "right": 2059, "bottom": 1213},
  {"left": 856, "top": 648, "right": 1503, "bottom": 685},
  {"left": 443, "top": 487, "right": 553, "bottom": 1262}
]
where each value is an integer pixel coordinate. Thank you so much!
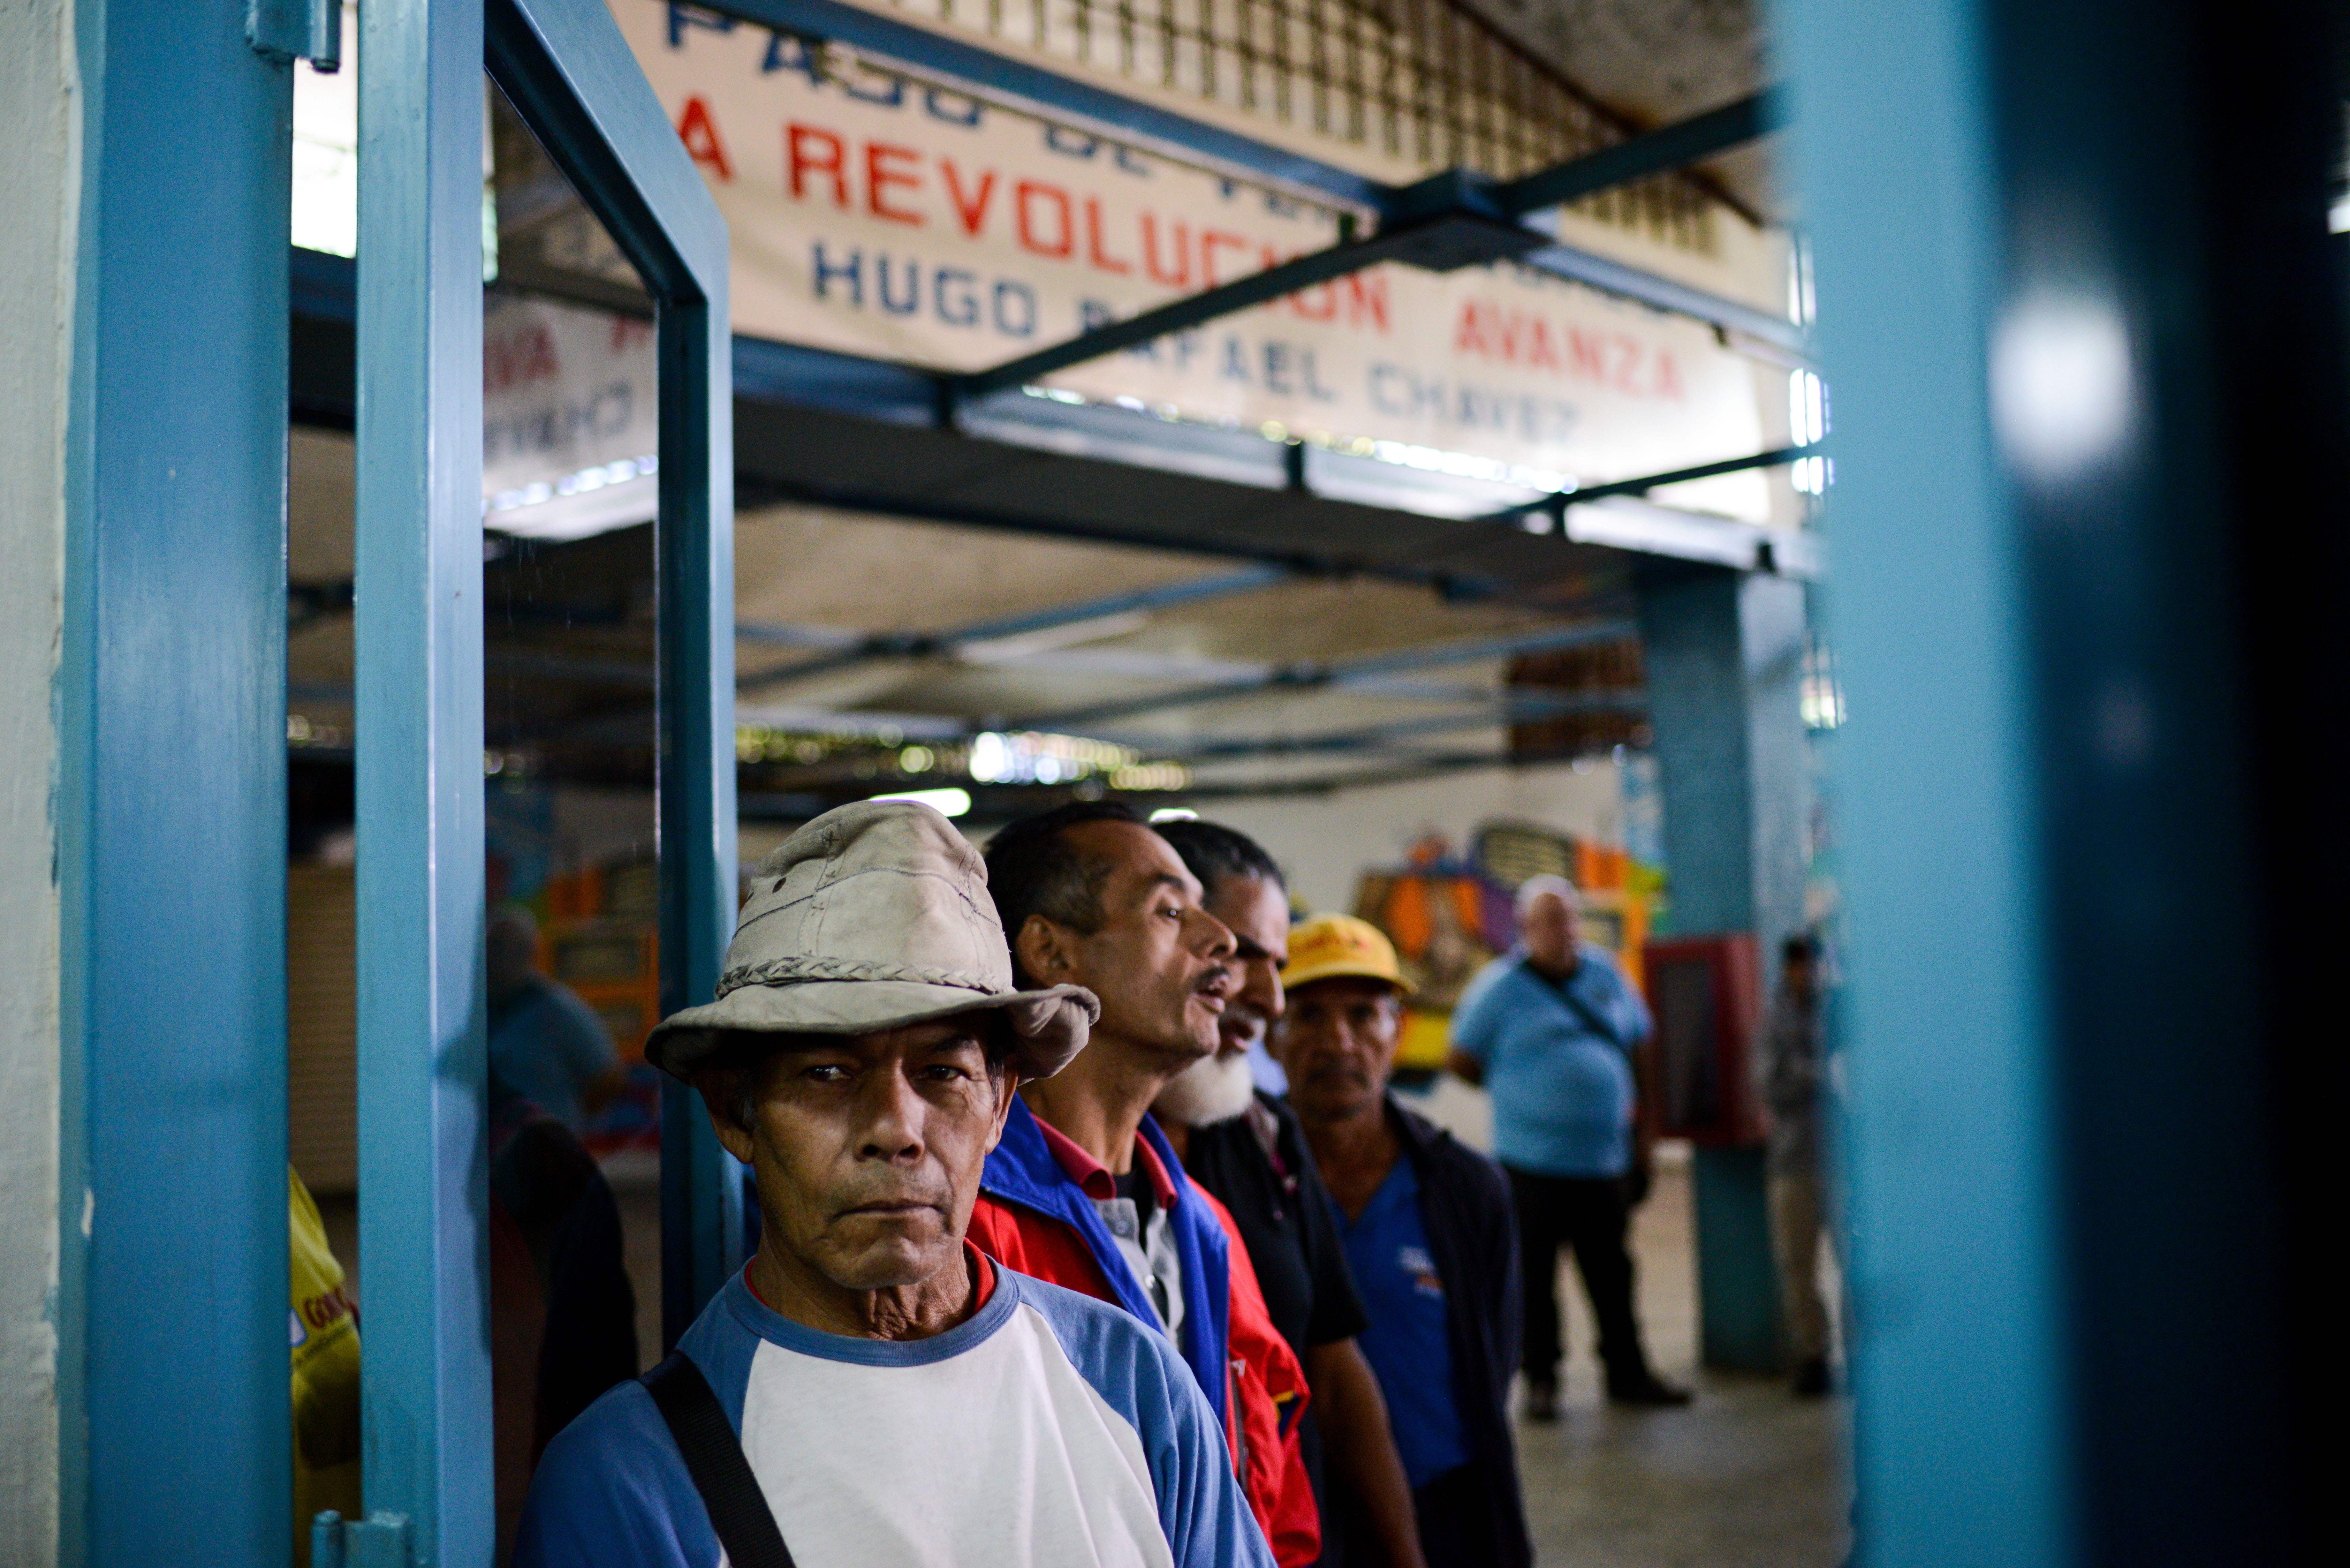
[{"left": 513, "top": 1252, "right": 1273, "bottom": 1568}]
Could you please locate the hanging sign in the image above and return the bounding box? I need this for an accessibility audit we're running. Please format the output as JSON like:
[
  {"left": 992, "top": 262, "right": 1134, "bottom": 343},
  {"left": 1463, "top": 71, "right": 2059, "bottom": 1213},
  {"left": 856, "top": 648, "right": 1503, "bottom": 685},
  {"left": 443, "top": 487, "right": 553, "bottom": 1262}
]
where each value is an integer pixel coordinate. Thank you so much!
[
  {"left": 482, "top": 291, "right": 661, "bottom": 541},
  {"left": 611, "top": 1, "right": 1766, "bottom": 516}
]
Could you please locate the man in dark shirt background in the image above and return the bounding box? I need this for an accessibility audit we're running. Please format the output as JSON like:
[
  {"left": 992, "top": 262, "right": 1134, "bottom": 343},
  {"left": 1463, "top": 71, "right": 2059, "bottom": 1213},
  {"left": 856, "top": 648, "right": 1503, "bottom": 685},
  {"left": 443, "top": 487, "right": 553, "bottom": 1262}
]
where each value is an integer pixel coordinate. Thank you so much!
[
  {"left": 1279, "top": 915, "right": 1532, "bottom": 1568},
  {"left": 1759, "top": 932, "right": 1838, "bottom": 1397},
  {"left": 1154, "top": 819, "right": 1426, "bottom": 1568}
]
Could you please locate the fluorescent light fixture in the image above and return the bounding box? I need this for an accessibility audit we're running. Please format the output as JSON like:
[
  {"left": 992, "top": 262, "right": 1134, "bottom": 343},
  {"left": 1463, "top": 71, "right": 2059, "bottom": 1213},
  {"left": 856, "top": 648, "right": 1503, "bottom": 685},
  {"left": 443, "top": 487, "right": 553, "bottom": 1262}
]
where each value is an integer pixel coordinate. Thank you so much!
[
  {"left": 1148, "top": 808, "right": 1199, "bottom": 823},
  {"left": 869, "top": 787, "right": 972, "bottom": 818},
  {"left": 1991, "top": 292, "right": 2135, "bottom": 483},
  {"left": 968, "top": 732, "right": 1009, "bottom": 783}
]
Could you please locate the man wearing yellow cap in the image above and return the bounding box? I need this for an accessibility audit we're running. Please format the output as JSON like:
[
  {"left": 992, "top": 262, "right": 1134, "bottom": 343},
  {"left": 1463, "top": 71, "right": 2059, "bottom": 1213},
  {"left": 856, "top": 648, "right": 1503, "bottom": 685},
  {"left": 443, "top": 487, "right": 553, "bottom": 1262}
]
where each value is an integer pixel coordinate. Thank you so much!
[{"left": 1274, "top": 916, "right": 1532, "bottom": 1568}]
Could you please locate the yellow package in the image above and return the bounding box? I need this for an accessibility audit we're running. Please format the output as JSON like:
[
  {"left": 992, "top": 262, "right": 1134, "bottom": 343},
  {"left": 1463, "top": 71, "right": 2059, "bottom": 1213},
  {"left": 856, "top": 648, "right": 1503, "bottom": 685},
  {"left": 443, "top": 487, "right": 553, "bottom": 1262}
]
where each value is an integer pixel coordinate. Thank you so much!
[{"left": 290, "top": 1166, "right": 362, "bottom": 1565}]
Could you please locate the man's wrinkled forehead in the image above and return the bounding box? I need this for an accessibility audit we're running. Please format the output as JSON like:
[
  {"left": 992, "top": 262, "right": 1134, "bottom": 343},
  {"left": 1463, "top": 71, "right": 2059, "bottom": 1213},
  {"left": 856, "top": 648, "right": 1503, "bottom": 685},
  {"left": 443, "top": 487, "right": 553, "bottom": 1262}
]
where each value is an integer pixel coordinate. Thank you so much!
[
  {"left": 1205, "top": 873, "right": 1287, "bottom": 956},
  {"left": 767, "top": 1017, "right": 989, "bottom": 1061},
  {"left": 1062, "top": 818, "right": 1203, "bottom": 903}
]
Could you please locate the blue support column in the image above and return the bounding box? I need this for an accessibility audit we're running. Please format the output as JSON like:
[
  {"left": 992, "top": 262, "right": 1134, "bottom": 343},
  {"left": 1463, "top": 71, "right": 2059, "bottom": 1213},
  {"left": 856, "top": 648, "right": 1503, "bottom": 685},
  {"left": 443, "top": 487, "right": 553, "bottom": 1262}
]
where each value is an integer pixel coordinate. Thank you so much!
[
  {"left": 59, "top": 2, "right": 294, "bottom": 1560},
  {"left": 1776, "top": 11, "right": 2074, "bottom": 1552},
  {"left": 1779, "top": 0, "right": 2344, "bottom": 1563},
  {"left": 1637, "top": 568, "right": 1811, "bottom": 1372},
  {"left": 354, "top": 0, "right": 494, "bottom": 1561}
]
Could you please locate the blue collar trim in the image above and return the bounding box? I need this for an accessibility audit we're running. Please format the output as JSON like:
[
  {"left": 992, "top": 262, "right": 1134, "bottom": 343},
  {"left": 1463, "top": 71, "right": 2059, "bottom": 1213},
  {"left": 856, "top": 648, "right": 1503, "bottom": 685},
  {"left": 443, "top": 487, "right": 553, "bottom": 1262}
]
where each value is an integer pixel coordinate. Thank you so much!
[{"left": 716, "top": 1262, "right": 1018, "bottom": 1368}]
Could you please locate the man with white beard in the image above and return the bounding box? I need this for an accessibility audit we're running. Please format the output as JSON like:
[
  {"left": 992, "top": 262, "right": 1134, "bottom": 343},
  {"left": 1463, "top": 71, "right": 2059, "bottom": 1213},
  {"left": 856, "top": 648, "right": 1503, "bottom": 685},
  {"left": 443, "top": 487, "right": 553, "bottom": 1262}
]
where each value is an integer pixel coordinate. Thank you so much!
[{"left": 1154, "top": 821, "right": 1427, "bottom": 1568}]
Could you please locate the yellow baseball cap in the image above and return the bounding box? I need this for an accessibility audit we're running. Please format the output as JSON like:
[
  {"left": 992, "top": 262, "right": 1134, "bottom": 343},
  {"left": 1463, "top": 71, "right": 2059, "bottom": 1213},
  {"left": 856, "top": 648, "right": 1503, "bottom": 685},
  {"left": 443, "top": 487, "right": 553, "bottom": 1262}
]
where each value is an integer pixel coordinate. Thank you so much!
[{"left": 1280, "top": 914, "right": 1415, "bottom": 995}]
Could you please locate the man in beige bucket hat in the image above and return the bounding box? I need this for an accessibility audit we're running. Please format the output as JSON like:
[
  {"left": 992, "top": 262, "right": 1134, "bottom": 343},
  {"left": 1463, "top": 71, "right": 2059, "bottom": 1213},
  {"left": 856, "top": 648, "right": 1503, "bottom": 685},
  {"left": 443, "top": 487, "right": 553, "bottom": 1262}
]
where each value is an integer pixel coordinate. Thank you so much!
[{"left": 516, "top": 800, "right": 1274, "bottom": 1568}]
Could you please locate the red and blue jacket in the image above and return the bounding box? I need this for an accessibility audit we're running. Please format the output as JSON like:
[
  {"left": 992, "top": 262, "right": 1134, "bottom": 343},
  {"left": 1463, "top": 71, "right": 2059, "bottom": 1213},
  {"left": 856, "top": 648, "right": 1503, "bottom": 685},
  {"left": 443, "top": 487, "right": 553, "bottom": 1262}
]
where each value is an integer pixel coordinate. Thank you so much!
[{"left": 972, "top": 1098, "right": 1319, "bottom": 1565}]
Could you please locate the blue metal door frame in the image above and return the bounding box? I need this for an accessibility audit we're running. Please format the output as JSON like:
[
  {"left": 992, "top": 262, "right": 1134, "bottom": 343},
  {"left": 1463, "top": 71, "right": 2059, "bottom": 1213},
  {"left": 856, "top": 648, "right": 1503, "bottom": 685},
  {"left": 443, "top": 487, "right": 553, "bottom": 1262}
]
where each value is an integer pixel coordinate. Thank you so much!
[
  {"left": 59, "top": 2, "right": 298, "bottom": 1560},
  {"left": 352, "top": 0, "right": 496, "bottom": 1557},
  {"left": 480, "top": 0, "right": 744, "bottom": 1354},
  {"left": 352, "top": 0, "right": 737, "bottom": 1560}
]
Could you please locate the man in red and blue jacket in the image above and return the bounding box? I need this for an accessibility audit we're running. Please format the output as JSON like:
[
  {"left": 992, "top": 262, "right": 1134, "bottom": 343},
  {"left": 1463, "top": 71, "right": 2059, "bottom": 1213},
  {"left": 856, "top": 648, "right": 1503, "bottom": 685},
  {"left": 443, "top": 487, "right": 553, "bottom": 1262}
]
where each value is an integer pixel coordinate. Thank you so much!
[{"left": 969, "top": 803, "right": 1320, "bottom": 1565}]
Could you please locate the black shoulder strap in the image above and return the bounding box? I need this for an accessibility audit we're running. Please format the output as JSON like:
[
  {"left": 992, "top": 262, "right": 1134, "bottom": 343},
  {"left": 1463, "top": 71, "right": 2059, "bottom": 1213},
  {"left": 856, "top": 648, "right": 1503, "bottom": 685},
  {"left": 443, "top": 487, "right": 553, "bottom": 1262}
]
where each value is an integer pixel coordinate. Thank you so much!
[
  {"left": 1536, "top": 964, "right": 1629, "bottom": 1055},
  {"left": 642, "top": 1352, "right": 797, "bottom": 1568}
]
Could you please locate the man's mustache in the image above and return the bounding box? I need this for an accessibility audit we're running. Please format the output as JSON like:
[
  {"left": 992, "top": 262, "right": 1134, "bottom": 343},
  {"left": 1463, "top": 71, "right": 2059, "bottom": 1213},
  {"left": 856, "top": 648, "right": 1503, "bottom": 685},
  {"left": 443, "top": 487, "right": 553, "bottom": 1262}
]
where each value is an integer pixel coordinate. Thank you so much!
[{"left": 1193, "top": 963, "right": 1238, "bottom": 997}]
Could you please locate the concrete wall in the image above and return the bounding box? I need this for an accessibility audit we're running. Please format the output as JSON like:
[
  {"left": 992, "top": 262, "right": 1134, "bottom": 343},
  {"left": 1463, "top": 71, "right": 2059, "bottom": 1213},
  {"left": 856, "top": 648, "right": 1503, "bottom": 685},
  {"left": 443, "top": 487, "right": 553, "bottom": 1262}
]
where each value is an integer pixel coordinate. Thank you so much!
[
  {"left": 1195, "top": 758, "right": 1625, "bottom": 916},
  {"left": 0, "top": 0, "right": 76, "bottom": 1556}
]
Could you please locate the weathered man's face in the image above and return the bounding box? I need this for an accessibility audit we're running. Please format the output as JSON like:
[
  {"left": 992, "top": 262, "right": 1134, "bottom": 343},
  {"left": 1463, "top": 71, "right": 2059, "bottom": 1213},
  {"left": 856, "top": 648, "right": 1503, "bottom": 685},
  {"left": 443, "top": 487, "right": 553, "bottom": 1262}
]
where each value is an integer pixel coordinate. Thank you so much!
[
  {"left": 1520, "top": 891, "right": 1581, "bottom": 969},
  {"left": 707, "top": 1018, "right": 1015, "bottom": 1293},
  {"left": 1032, "top": 820, "right": 1238, "bottom": 1071},
  {"left": 1154, "top": 867, "right": 1287, "bottom": 1127},
  {"left": 1202, "top": 871, "right": 1291, "bottom": 1057},
  {"left": 1275, "top": 977, "right": 1404, "bottom": 1127}
]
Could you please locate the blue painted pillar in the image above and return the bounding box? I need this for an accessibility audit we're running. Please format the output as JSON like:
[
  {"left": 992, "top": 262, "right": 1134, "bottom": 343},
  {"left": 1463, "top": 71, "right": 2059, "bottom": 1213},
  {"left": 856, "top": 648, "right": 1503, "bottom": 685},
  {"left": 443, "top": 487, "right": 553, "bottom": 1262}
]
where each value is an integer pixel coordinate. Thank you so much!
[
  {"left": 59, "top": 2, "right": 294, "bottom": 1560},
  {"left": 1778, "top": 0, "right": 2344, "bottom": 1562},
  {"left": 1637, "top": 568, "right": 1810, "bottom": 1371}
]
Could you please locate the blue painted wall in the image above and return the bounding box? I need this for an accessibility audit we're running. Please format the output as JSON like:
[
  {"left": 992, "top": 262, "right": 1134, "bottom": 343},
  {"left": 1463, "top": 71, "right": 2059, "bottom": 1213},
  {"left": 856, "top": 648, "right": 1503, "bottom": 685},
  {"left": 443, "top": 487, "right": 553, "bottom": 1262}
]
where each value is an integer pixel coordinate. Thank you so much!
[{"left": 61, "top": 2, "right": 294, "bottom": 1560}]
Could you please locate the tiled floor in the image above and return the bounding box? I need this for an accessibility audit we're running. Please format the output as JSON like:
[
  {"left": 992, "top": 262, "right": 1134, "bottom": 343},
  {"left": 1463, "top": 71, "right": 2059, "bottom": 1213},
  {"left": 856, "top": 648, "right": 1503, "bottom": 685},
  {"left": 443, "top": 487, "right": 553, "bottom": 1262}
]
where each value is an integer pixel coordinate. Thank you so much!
[{"left": 1514, "top": 1156, "right": 1851, "bottom": 1567}]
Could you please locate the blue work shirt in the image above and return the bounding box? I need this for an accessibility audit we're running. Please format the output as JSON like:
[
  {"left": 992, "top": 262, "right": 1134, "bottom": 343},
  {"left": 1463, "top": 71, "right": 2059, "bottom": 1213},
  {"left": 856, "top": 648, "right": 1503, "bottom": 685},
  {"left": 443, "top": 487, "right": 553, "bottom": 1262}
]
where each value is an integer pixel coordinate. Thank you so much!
[
  {"left": 488, "top": 975, "right": 618, "bottom": 1134},
  {"left": 1450, "top": 944, "right": 1652, "bottom": 1179},
  {"left": 1332, "top": 1160, "right": 1469, "bottom": 1490}
]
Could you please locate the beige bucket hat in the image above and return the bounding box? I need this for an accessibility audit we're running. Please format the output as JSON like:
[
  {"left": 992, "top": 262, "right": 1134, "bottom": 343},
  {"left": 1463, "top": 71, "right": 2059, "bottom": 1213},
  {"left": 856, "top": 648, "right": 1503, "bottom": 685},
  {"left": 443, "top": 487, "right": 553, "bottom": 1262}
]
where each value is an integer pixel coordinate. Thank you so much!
[{"left": 645, "top": 799, "right": 1097, "bottom": 1081}]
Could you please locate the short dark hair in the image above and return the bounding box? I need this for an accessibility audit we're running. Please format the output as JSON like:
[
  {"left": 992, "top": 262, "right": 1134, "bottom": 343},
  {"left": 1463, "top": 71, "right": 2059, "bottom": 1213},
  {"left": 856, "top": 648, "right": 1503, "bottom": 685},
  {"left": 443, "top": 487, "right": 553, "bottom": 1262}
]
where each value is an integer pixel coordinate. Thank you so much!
[
  {"left": 1154, "top": 818, "right": 1285, "bottom": 900},
  {"left": 982, "top": 801, "right": 1144, "bottom": 986}
]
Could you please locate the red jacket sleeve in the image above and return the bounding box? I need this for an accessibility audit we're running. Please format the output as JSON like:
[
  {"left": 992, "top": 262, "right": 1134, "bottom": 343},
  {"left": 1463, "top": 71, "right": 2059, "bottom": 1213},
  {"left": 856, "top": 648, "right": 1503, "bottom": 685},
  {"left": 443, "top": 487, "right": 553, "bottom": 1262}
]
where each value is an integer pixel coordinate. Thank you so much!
[
  {"left": 967, "top": 1195, "right": 1120, "bottom": 1304},
  {"left": 1194, "top": 1187, "right": 1320, "bottom": 1568}
]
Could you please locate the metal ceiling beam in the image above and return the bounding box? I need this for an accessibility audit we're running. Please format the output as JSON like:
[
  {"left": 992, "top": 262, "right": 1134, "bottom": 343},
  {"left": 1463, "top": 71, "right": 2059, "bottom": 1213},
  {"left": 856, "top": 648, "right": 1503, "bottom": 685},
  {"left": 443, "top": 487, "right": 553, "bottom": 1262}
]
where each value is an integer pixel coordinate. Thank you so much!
[
  {"left": 737, "top": 565, "right": 1288, "bottom": 687},
  {"left": 1494, "top": 90, "right": 1784, "bottom": 215},
  {"left": 1517, "top": 240, "right": 1810, "bottom": 356},
  {"left": 961, "top": 91, "right": 1798, "bottom": 396},
  {"left": 1487, "top": 444, "right": 1817, "bottom": 527},
  {"left": 1118, "top": 693, "right": 1646, "bottom": 761},
  {"left": 721, "top": 684, "right": 1637, "bottom": 749},
  {"left": 950, "top": 565, "right": 1292, "bottom": 644},
  {"left": 296, "top": 262, "right": 1794, "bottom": 586},
  {"left": 1174, "top": 744, "right": 1604, "bottom": 798},
  {"left": 1017, "top": 617, "right": 1637, "bottom": 728},
  {"left": 960, "top": 226, "right": 1464, "bottom": 399},
  {"left": 701, "top": 0, "right": 1385, "bottom": 210},
  {"left": 732, "top": 468, "right": 1513, "bottom": 601}
]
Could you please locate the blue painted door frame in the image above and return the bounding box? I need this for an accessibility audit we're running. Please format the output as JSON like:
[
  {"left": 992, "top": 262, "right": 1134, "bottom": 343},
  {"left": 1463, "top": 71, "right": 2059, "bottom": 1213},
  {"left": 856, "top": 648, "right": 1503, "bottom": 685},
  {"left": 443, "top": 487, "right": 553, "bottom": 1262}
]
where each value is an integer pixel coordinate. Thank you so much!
[
  {"left": 1783, "top": 0, "right": 2344, "bottom": 1562},
  {"left": 60, "top": 2, "right": 296, "bottom": 1560},
  {"left": 352, "top": 2, "right": 739, "bottom": 1560},
  {"left": 352, "top": 0, "right": 496, "bottom": 1559},
  {"left": 477, "top": 0, "right": 744, "bottom": 1353}
]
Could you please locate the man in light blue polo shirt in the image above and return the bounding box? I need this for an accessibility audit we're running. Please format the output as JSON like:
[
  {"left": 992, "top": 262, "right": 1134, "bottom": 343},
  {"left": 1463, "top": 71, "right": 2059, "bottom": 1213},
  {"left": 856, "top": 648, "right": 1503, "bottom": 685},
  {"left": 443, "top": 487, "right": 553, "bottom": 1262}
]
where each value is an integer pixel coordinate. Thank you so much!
[{"left": 1448, "top": 876, "right": 1689, "bottom": 1416}]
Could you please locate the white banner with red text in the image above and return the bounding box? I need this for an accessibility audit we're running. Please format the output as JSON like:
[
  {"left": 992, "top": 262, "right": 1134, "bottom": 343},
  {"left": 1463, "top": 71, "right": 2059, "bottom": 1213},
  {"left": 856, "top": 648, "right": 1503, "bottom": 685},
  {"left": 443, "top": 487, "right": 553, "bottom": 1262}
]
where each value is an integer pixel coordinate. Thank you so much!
[{"left": 613, "top": 1, "right": 1768, "bottom": 517}]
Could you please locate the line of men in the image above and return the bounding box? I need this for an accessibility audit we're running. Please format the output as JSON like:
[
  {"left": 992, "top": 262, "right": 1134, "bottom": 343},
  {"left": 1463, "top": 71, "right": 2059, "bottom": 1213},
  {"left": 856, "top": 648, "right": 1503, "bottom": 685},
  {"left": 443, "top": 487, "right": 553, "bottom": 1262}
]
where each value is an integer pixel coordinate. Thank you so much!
[{"left": 516, "top": 798, "right": 1683, "bottom": 1567}]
